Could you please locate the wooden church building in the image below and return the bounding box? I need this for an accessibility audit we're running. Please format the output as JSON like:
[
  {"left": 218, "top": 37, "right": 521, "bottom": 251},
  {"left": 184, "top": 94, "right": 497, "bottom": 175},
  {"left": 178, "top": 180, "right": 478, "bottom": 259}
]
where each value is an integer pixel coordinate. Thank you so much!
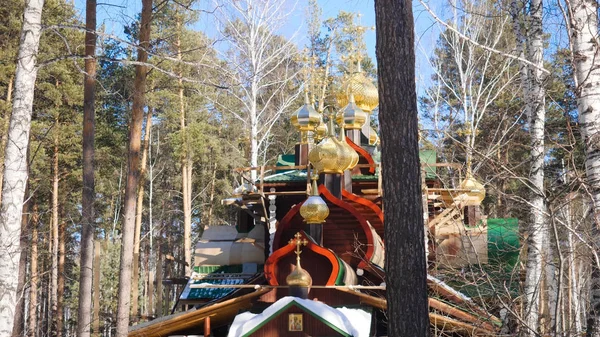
[{"left": 129, "top": 60, "right": 508, "bottom": 337}]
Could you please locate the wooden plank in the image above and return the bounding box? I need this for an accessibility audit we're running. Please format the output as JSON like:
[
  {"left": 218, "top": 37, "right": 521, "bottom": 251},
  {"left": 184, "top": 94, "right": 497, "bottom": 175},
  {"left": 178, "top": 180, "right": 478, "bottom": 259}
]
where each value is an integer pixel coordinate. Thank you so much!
[
  {"left": 430, "top": 313, "right": 496, "bottom": 336},
  {"left": 128, "top": 288, "right": 270, "bottom": 337}
]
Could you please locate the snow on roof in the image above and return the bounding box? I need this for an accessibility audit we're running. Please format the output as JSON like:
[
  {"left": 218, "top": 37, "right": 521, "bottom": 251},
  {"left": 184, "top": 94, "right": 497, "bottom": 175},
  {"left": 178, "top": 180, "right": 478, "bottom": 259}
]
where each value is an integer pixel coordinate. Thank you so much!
[{"left": 228, "top": 296, "right": 371, "bottom": 337}]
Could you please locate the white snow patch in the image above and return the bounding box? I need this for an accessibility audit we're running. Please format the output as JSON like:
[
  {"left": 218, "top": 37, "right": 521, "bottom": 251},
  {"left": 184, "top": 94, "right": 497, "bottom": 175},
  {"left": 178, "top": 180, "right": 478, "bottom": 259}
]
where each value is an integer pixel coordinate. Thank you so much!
[
  {"left": 427, "top": 274, "right": 472, "bottom": 302},
  {"left": 228, "top": 296, "right": 371, "bottom": 337}
]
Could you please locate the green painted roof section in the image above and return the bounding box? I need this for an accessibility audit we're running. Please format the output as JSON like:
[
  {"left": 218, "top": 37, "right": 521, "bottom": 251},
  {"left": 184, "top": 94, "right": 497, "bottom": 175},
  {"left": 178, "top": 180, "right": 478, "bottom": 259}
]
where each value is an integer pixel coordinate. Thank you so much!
[
  {"left": 419, "top": 150, "right": 437, "bottom": 179},
  {"left": 193, "top": 265, "right": 243, "bottom": 274},
  {"left": 183, "top": 265, "right": 261, "bottom": 300},
  {"left": 276, "top": 154, "right": 295, "bottom": 167},
  {"left": 183, "top": 278, "right": 245, "bottom": 300},
  {"left": 263, "top": 170, "right": 307, "bottom": 182}
]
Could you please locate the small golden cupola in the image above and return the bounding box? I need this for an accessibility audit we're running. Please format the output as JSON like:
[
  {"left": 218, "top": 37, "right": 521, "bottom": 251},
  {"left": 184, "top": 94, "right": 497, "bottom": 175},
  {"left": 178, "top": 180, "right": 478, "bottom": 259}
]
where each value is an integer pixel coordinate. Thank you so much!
[
  {"left": 291, "top": 92, "right": 321, "bottom": 143},
  {"left": 286, "top": 233, "right": 312, "bottom": 299},
  {"left": 308, "top": 116, "right": 354, "bottom": 174},
  {"left": 336, "top": 61, "right": 379, "bottom": 113},
  {"left": 336, "top": 92, "right": 369, "bottom": 130},
  {"left": 300, "top": 175, "right": 329, "bottom": 224},
  {"left": 314, "top": 114, "right": 328, "bottom": 141},
  {"left": 460, "top": 171, "right": 486, "bottom": 203}
]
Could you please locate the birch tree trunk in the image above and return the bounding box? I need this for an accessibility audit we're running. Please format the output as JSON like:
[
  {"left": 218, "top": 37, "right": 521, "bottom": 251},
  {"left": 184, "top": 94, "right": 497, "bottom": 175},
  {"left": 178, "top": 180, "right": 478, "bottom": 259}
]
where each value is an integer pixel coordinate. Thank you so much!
[
  {"left": 566, "top": 0, "right": 600, "bottom": 334},
  {"left": 375, "top": 0, "right": 430, "bottom": 335},
  {"left": 12, "top": 183, "right": 29, "bottom": 337},
  {"left": 0, "top": 0, "right": 45, "bottom": 332},
  {"left": 522, "top": 0, "right": 548, "bottom": 334},
  {"left": 115, "top": 0, "right": 152, "bottom": 334},
  {"left": 28, "top": 202, "right": 38, "bottom": 337},
  {"left": 0, "top": 76, "right": 14, "bottom": 207},
  {"left": 78, "top": 0, "right": 97, "bottom": 335}
]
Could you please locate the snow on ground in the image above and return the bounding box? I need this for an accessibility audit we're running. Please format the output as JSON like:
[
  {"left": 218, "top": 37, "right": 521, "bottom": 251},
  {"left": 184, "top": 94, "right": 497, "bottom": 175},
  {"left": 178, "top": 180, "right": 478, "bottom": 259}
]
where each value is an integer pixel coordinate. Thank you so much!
[{"left": 228, "top": 296, "right": 371, "bottom": 337}]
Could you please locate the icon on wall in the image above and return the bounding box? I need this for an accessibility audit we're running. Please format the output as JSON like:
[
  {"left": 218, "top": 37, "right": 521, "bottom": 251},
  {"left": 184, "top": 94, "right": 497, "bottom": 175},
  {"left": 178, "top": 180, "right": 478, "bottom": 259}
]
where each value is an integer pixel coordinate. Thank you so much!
[{"left": 288, "top": 313, "right": 303, "bottom": 331}]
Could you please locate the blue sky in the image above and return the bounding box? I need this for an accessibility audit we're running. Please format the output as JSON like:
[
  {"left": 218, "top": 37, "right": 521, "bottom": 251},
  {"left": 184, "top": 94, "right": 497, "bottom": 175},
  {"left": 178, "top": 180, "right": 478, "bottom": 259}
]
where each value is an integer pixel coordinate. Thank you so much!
[{"left": 71, "top": 0, "right": 442, "bottom": 91}]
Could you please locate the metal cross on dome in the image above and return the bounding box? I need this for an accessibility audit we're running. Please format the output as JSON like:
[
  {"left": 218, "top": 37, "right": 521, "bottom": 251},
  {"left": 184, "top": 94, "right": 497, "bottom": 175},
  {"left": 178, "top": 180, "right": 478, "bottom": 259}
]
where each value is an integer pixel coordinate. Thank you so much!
[{"left": 289, "top": 232, "right": 308, "bottom": 261}]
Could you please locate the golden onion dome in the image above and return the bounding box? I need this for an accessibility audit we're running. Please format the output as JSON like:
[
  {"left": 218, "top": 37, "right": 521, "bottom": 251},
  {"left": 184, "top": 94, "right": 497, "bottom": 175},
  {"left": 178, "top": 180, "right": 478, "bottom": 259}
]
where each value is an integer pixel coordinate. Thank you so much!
[
  {"left": 336, "top": 93, "right": 369, "bottom": 130},
  {"left": 291, "top": 92, "right": 321, "bottom": 133},
  {"left": 336, "top": 64, "right": 379, "bottom": 112},
  {"left": 300, "top": 176, "right": 329, "bottom": 224},
  {"left": 286, "top": 260, "right": 312, "bottom": 287},
  {"left": 460, "top": 172, "right": 486, "bottom": 203},
  {"left": 308, "top": 117, "right": 354, "bottom": 174},
  {"left": 338, "top": 126, "right": 359, "bottom": 170}
]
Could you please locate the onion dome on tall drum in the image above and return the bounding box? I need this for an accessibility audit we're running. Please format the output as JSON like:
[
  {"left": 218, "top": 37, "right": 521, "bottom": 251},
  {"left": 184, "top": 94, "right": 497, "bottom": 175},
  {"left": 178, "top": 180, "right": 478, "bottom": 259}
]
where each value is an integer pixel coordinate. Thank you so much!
[
  {"left": 336, "top": 92, "right": 369, "bottom": 130},
  {"left": 460, "top": 172, "right": 486, "bottom": 203},
  {"left": 300, "top": 175, "right": 329, "bottom": 224},
  {"left": 335, "top": 62, "right": 379, "bottom": 113},
  {"left": 308, "top": 116, "right": 355, "bottom": 174},
  {"left": 291, "top": 92, "right": 320, "bottom": 143}
]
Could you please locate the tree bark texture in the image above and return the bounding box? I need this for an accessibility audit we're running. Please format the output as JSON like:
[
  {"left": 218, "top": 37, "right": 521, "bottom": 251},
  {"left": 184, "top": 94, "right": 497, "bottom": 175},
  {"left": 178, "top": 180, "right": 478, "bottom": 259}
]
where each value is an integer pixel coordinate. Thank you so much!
[
  {"left": 51, "top": 139, "right": 59, "bottom": 337},
  {"left": 566, "top": 0, "right": 600, "bottom": 334},
  {"left": 374, "top": 0, "right": 430, "bottom": 336},
  {"left": 0, "top": 0, "right": 45, "bottom": 333},
  {"left": 522, "top": 0, "right": 548, "bottom": 334},
  {"left": 176, "top": 20, "right": 193, "bottom": 276},
  {"left": 0, "top": 76, "right": 15, "bottom": 207},
  {"left": 57, "top": 217, "right": 66, "bottom": 335},
  {"left": 132, "top": 105, "right": 153, "bottom": 318},
  {"left": 78, "top": 0, "right": 97, "bottom": 335},
  {"left": 28, "top": 202, "right": 38, "bottom": 337},
  {"left": 115, "top": 0, "right": 152, "bottom": 334},
  {"left": 12, "top": 184, "right": 28, "bottom": 337}
]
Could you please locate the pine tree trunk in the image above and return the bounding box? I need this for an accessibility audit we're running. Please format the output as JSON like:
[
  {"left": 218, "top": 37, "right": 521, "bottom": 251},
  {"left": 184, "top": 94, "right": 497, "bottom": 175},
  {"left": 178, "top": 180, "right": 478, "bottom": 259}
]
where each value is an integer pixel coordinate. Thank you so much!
[
  {"left": 51, "top": 137, "right": 59, "bottom": 337},
  {"left": 115, "top": 0, "right": 152, "bottom": 334},
  {"left": 0, "top": 0, "right": 45, "bottom": 332},
  {"left": 0, "top": 75, "right": 14, "bottom": 207},
  {"left": 176, "top": 19, "right": 193, "bottom": 277},
  {"left": 374, "top": 0, "right": 430, "bottom": 335},
  {"left": 28, "top": 202, "right": 39, "bottom": 337},
  {"left": 132, "top": 105, "right": 153, "bottom": 319},
  {"left": 57, "top": 217, "right": 66, "bottom": 335},
  {"left": 566, "top": 0, "right": 600, "bottom": 334},
  {"left": 78, "top": 0, "right": 97, "bottom": 335}
]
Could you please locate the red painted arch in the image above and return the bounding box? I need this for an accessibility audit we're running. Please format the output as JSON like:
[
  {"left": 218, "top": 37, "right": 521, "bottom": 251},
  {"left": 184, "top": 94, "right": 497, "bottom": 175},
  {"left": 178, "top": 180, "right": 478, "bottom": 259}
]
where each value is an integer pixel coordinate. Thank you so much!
[
  {"left": 264, "top": 231, "right": 341, "bottom": 286},
  {"left": 346, "top": 137, "right": 376, "bottom": 174}
]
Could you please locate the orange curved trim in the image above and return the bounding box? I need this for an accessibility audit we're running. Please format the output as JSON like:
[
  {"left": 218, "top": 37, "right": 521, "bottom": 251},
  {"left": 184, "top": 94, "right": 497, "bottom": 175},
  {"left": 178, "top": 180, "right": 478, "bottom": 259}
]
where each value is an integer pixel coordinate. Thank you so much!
[
  {"left": 318, "top": 184, "right": 375, "bottom": 268},
  {"left": 264, "top": 231, "right": 341, "bottom": 286},
  {"left": 341, "top": 189, "right": 384, "bottom": 223},
  {"left": 346, "top": 137, "right": 376, "bottom": 174}
]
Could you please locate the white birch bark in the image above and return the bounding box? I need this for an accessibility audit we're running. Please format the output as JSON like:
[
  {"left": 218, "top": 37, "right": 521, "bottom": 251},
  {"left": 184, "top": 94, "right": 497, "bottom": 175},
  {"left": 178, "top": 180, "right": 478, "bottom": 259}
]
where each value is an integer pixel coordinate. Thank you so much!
[
  {"left": 518, "top": 0, "right": 548, "bottom": 334},
  {"left": 0, "top": 0, "right": 45, "bottom": 333},
  {"left": 566, "top": 0, "right": 600, "bottom": 334}
]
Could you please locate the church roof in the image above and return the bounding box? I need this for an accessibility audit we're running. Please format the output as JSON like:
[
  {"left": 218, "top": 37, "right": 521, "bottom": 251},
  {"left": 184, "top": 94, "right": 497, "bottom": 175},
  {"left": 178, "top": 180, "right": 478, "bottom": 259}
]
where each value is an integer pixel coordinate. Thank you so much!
[{"left": 228, "top": 296, "right": 372, "bottom": 337}]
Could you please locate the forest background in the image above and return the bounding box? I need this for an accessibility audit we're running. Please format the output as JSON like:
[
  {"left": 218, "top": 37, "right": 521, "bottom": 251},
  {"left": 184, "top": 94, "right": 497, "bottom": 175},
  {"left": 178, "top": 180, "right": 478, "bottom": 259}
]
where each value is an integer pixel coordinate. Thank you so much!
[{"left": 0, "top": 0, "right": 599, "bottom": 336}]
